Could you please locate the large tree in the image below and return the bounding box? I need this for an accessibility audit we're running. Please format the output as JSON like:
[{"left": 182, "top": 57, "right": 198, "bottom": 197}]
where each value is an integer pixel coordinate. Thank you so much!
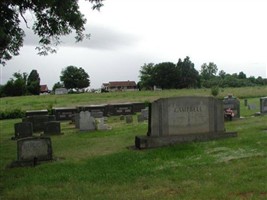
[
  {"left": 27, "top": 69, "right": 40, "bottom": 95},
  {"left": 1, "top": 72, "right": 28, "bottom": 96},
  {"left": 60, "top": 66, "right": 90, "bottom": 91},
  {"left": 0, "top": 0, "right": 104, "bottom": 65},
  {"left": 176, "top": 56, "right": 200, "bottom": 88},
  {"left": 153, "top": 62, "right": 177, "bottom": 89}
]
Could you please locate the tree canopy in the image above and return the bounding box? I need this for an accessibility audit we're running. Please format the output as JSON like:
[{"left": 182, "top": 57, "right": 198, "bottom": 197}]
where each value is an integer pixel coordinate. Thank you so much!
[
  {"left": 0, "top": 0, "right": 104, "bottom": 65},
  {"left": 60, "top": 65, "right": 90, "bottom": 91},
  {"left": 27, "top": 69, "right": 40, "bottom": 95},
  {"left": 139, "top": 57, "right": 200, "bottom": 90}
]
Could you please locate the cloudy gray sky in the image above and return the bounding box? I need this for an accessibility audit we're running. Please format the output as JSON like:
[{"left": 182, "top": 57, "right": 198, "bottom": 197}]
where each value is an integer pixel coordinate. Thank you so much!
[{"left": 1, "top": 0, "right": 266, "bottom": 89}]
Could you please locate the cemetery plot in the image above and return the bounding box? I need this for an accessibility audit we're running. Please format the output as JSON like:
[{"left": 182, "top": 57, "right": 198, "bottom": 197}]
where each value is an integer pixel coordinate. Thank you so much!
[{"left": 135, "top": 96, "right": 237, "bottom": 149}]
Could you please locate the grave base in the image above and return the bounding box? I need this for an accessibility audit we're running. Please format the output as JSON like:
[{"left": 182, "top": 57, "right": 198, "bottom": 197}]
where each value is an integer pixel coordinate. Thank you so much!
[{"left": 135, "top": 132, "right": 237, "bottom": 149}]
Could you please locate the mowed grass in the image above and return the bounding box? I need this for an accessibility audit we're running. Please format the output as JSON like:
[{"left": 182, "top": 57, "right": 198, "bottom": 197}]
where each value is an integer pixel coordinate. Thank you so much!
[
  {"left": 0, "top": 87, "right": 267, "bottom": 199},
  {"left": 1, "top": 86, "right": 266, "bottom": 112}
]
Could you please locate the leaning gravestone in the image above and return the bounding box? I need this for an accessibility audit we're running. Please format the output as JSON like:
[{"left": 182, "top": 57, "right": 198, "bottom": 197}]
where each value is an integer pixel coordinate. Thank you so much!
[
  {"left": 10, "top": 137, "right": 53, "bottom": 167},
  {"left": 14, "top": 122, "right": 33, "bottom": 139},
  {"left": 223, "top": 95, "right": 240, "bottom": 118},
  {"left": 135, "top": 96, "right": 237, "bottom": 149},
  {"left": 260, "top": 97, "right": 267, "bottom": 114},
  {"left": 79, "top": 111, "right": 96, "bottom": 131},
  {"left": 43, "top": 121, "right": 62, "bottom": 135}
]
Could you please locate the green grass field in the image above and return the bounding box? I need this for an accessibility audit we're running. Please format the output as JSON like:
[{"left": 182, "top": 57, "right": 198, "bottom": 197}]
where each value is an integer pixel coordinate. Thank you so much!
[{"left": 0, "top": 87, "right": 267, "bottom": 199}]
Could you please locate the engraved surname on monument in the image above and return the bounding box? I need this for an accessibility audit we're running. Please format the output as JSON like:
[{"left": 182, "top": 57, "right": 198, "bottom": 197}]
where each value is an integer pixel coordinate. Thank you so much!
[
  {"left": 168, "top": 101, "right": 209, "bottom": 134},
  {"left": 21, "top": 140, "right": 48, "bottom": 160}
]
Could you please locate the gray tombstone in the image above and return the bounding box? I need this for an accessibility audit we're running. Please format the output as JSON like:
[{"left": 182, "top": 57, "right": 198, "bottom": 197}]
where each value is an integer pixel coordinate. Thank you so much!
[
  {"left": 43, "top": 121, "right": 62, "bottom": 135},
  {"left": 135, "top": 96, "right": 237, "bottom": 149},
  {"left": 248, "top": 104, "right": 257, "bottom": 110},
  {"left": 25, "top": 110, "right": 48, "bottom": 117},
  {"left": 91, "top": 111, "right": 104, "bottom": 118},
  {"left": 141, "top": 108, "right": 149, "bottom": 120},
  {"left": 137, "top": 114, "right": 145, "bottom": 123},
  {"left": 79, "top": 111, "right": 96, "bottom": 131},
  {"left": 22, "top": 115, "right": 56, "bottom": 132},
  {"left": 17, "top": 137, "right": 53, "bottom": 162},
  {"left": 223, "top": 95, "right": 240, "bottom": 118},
  {"left": 260, "top": 97, "right": 267, "bottom": 114},
  {"left": 126, "top": 115, "right": 133, "bottom": 123},
  {"left": 96, "top": 118, "right": 111, "bottom": 130},
  {"left": 14, "top": 122, "right": 33, "bottom": 139},
  {"left": 74, "top": 113, "right": 80, "bottom": 129}
]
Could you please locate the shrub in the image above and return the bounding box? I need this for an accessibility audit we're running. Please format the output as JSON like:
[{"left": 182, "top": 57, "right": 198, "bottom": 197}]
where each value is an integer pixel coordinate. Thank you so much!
[
  {"left": 211, "top": 86, "right": 219, "bottom": 97},
  {"left": 0, "top": 109, "right": 25, "bottom": 120}
]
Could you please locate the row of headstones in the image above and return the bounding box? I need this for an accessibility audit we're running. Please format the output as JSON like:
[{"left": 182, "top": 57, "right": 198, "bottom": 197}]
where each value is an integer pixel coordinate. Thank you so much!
[
  {"left": 11, "top": 108, "right": 149, "bottom": 167},
  {"left": 13, "top": 115, "right": 62, "bottom": 140},
  {"left": 52, "top": 102, "right": 147, "bottom": 121},
  {"left": 244, "top": 97, "right": 267, "bottom": 113},
  {"left": 223, "top": 95, "right": 267, "bottom": 118},
  {"left": 74, "top": 107, "right": 149, "bottom": 131}
]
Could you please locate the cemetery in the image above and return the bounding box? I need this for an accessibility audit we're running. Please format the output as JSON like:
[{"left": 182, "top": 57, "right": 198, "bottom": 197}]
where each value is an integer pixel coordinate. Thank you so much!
[{"left": 1, "top": 88, "right": 267, "bottom": 200}]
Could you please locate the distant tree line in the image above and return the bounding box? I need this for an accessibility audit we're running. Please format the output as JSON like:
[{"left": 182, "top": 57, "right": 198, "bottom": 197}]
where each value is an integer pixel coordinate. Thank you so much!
[
  {"left": 138, "top": 56, "right": 266, "bottom": 90},
  {"left": 0, "top": 66, "right": 90, "bottom": 97},
  {"left": 0, "top": 70, "right": 40, "bottom": 97}
]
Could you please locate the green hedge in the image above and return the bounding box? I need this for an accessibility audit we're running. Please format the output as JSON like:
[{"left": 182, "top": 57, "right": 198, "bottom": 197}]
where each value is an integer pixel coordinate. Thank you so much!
[{"left": 0, "top": 109, "right": 25, "bottom": 120}]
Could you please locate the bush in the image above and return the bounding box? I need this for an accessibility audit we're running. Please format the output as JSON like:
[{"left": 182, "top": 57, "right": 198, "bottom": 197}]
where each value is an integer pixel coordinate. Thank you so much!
[
  {"left": 0, "top": 109, "right": 25, "bottom": 120},
  {"left": 211, "top": 86, "right": 219, "bottom": 97}
]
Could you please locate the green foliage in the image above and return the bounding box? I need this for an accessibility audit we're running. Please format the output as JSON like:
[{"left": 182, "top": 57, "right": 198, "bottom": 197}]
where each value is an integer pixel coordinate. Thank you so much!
[
  {"left": 211, "top": 86, "right": 219, "bottom": 97},
  {"left": 176, "top": 56, "right": 200, "bottom": 88},
  {"left": 52, "top": 82, "right": 64, "bottom": 92},
  {"left": 139, "top": 57, "right": 200, "bottom": 90},
  {"left": 60, "top": 65, "right": 90, "bottom": 91},
  {"left": 200, "top": 62, "right": 218, "bottom": 80},
  {"left": 0, "top": 72, "right": 27, "bottom": 96},
  {"left": 0, "top": 109, "right": 25, "bottom": 120},
  {"left": 27, "top": 70, "right": 40, "bottom": 95},
  {"left": 0, "top": 0, "right": 104, "bottom": 65}
]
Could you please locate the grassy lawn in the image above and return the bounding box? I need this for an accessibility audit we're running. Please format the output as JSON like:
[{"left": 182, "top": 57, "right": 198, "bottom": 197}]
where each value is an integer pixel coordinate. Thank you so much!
[{"left": 0, "top": 87, "right": 267, "bottom": 199}]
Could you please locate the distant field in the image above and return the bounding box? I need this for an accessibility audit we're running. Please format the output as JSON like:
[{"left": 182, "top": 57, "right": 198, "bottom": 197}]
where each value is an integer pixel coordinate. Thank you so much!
[{"left": 1, "top": 86, "right": 266, "bottom": 112}]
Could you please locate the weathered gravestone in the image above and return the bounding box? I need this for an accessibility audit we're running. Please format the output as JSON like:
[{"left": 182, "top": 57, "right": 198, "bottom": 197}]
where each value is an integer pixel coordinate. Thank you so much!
[
  {"left": 126, "top": 115, "right": 133, "bottom": 123},
  {"left": 135, "top": 96, "right": 237, "bottom": 149},
  {"left": 43, "top": 121, "right": 62, "bottom": 135},
  {"left": 79, "top": 111, "right": 96, "bottom": 131},
  {"left": 11, "top": 137, "right": 53, "bottom": 167},
  {"left": 137, "top": 114, "right": 144, "bottom": 123},
  {"left": 260, "top": 97, "right": 267, "bottom": 114},
  {"left": 108, "top": 103, "right": 133, "bottom": 116},
  {"left": 248, "top": 104, "right": 257, "bottom": 110},
  {"left": 14, "top": 122, "right": 33, "bottom": 139},
  {"left": 96, "top": 118, "right": 111, "bottom": 130},
  {"left": 91, "top": 111, "right": 104, "bottom": 118},
  {"left": 25, "top": 110, "right": 48, "bottom": 117},
  {"left": 223, "top": 95, "right": 240, "bottom": 118},
  {"left": 52, "top": 107, "right": 77, "bottom": 121},
  {"left": 141, "top": 108, "right": 149, "bottom": 120},
  {"left": 22, "top": 115, "right": 56, "bottom": 132}
]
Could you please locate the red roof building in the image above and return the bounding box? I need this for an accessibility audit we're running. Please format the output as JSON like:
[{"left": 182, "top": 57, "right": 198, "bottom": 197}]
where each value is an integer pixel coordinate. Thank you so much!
[
  {"left": 102, "top": 81, "right": 138, "bottom": 92},
  {"left": 40, "top": 85, "right": 49, "bottom": 94}
]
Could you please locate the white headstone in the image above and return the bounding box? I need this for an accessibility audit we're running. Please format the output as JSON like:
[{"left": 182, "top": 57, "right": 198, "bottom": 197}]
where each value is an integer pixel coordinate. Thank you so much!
[{"left": 79, "top": 111, "right": 96, "bottom": 131}]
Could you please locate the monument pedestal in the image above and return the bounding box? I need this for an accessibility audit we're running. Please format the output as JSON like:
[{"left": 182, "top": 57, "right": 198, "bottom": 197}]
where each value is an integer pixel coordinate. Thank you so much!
[{"left": 135, "top": 132, "right": 237, "bottom": 149}]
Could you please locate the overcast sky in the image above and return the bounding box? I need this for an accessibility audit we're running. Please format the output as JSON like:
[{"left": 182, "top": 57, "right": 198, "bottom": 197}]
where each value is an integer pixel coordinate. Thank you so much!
[{"left": 1, "top": 0, "right": 266, "bottom": 89}]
